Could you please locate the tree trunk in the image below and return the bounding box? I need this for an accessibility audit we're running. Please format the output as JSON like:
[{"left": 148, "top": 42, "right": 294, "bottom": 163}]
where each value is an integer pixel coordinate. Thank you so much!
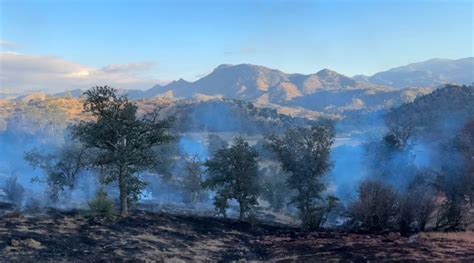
[
  {"left": 239, "top": 200, "right": 245, "bottom": 221},
  {"left": 118, "top": 168, "right": 129, "bottom": 217}
]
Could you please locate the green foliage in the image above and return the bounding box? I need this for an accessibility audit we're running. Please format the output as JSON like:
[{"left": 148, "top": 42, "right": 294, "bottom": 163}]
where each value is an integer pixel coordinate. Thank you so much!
[
  {"left": 204, "top": 137, "right": 259, "bottom": 220},
  {"left": 87, "top": 190, "right": 116, "bottom": 221},
  {"left": 267, "top": 126, "right": 334, "bottom": 229},
  {"left": 24, "top": 142, "right": 88, "bottom": 201},
  {"left": 300, "top": 195, "right": 340, "bottom": 229},
  {"left": 72, "top": 86, "right": 174, "bottom": 217},
  {"left": 182, "top": 155, "right": 205, "bottom": 205},
  {"left": 386, "top": 84, "right": 474, "bottom": 133}
]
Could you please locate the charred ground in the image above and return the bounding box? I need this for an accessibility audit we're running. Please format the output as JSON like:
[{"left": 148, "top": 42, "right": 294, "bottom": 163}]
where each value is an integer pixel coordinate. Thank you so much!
[{"left": 1, "top": 208, "right": 474, "bottom": 262}]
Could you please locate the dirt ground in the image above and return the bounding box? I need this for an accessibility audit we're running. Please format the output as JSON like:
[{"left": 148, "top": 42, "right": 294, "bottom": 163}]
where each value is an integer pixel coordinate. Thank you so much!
[{"left": 0, "top": 209, "right": 473, "bottom": 262}]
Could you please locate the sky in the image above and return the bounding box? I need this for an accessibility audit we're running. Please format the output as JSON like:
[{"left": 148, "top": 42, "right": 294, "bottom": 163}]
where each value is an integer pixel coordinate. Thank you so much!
[{"left": 0, "top": 0, "right": 473, "bottom": 92}]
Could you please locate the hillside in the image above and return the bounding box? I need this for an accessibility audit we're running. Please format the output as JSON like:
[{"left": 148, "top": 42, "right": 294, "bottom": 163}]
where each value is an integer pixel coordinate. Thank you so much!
[
  {"left": 386, "top": 84, "right": 474, "bottom": 133},
  {"left": 1, "top": 210, "right": 474, "bottom": 262},
  {"left": 359, "top": 58, "right": 474, "bottom": 89},
  {"left": 0, "top": 94, "right": 320, "bottom": 135}
]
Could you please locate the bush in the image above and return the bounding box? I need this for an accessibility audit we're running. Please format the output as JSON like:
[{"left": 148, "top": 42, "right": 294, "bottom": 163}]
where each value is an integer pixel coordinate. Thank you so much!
[
  {"left": 398, "top": 188, "right": 436, "bottom": 233},
  {"left": 246, "top": 210, "right": 258, "bottom": 229},
  {"left": 3, "top": 176, "right": 25, "bottom": 207},
  {"left": 87, "top": 190, "right": 116, "bottom": 221},
  {"left": 349, "top": 180, "right": 399, "bottom": 231},
  {"left": 434, "top": 172, "right": 470, "bottom": 230},
  {"left": 24, "top": 197, "right": 44, "bottom": 213},
  {"left": 435, "top": 194, "right": 468, "bottom": 230},
  {"left": 300, "top": 196, "right": 339, "bottom": 229}
]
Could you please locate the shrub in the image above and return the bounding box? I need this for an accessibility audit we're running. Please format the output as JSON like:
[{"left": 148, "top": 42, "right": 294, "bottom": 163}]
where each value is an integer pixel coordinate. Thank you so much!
[
  {"left": 87, "top": 190, "right": 116, "bottom": 221},
  {"left": 435, "top": 194, "right": 468, "bottom": 230},
  {"left": 247, "top": 210, "right": 258, "bottom": 229},
  {"left": 434, "top": 172, "right": 470, "bottom": 230},
  {"left": 300, "top": 196, "right": 339, "bottom": 230},
  {"left": 349, "top": 180, "right": 399, "bottom": 231},
  {"left": 24, "top": 197, "right": 44, "bottom": 213},
  {"left": 3, "top": 176, "right": 25, "bottom": 207},
  {"left": 398, "top": 189, "right": 435, "bottom": 233}
]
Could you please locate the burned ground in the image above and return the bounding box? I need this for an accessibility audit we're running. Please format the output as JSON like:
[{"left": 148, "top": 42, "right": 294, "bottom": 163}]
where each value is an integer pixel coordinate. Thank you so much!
[{"left": 1, "top": 209, "right": 473, "bottom": 262}]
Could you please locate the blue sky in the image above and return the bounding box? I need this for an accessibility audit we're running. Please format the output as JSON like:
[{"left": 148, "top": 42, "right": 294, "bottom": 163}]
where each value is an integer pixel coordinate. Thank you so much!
[{"left": 0, "top": 0, "right": 473, "bottom": 91}]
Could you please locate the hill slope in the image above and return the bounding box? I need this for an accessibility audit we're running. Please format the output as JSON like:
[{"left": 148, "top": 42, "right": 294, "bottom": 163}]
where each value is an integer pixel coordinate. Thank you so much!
[
  {"left": 361, "top": 58, "right": 474, "bottom": 89},
  {"left": 386, "top": 84, "right": 474, "bottom": 132},
  {"left": 1, "top": 210, "right": 474, "bottom": 261}
]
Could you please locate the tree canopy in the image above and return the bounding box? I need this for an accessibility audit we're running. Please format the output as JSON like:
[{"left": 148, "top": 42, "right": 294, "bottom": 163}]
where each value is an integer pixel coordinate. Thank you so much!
[
  {"left": 204, "top": 137, "right": 259, "bottom": 220},
  {"left": 72, "top": 86, "right": 174, "bottom": 217}
]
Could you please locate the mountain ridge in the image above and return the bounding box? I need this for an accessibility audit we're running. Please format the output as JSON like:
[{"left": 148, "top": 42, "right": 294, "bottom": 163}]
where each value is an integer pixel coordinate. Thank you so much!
[{"left": 358, "top": 57, "right": 473, "bottom": 89}]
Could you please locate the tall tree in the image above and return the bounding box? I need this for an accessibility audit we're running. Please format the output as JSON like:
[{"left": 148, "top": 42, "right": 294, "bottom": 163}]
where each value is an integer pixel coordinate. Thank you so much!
[
  {"left": 204, "top": 137, "right": 259, "bottom": 220},
  {"left": 267, "top": 126, "right": 335, "bottom": 229},
  {"left": 72, "top": 86, "right": 173, "bottom": 217}
]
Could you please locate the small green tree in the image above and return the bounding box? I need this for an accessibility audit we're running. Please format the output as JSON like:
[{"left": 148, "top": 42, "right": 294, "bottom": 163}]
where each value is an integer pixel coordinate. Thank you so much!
[
  {"left": 182, "top": 155, "right": 205, "bottom": 205},
  {"left": 87, "top": 189, "right": 116, "bottom": 221},
  {"left": 267, "top": 126, "right": 334, "bottom": 229},
  {"left": 25, "top": 142, "right": 88, "bottom": 201},
  {"left": 204, "top": 137, "right": 259, "bottom": 220},
  {"left": 72, "top": 86, "right": 173, "bottom": 217}
]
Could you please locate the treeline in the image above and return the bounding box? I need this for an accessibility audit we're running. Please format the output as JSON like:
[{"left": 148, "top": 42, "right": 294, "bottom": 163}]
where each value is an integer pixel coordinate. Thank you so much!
[
  {"left": 4, "top": 86, "right": 472, "bottom": 233},
  {"left": 14, "top": 86, "right": 336, "bottom": 229}
]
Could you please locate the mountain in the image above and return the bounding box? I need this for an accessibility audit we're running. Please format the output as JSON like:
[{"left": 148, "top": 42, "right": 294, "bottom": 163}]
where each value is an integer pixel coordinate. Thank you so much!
[
  {"left": 54, "top": 89, "right": 84, "bottom": 98},
  {"left": 130, "top": 63, "right": 437, "bottom": 115},
  {"left": 359, "top": 57, "right": 473, "bottom": 89},
  {"left": 11, "top": 58, "right": 468, "bottom": 120},
  {"left": 131, "top": 63, "right": 388, "bottom": 102}
]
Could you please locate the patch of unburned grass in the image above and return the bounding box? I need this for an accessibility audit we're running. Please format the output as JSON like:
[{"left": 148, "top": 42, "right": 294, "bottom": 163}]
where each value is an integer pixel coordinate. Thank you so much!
[{"left": 423, "top": 231, "right": 474, "bottom": 243}]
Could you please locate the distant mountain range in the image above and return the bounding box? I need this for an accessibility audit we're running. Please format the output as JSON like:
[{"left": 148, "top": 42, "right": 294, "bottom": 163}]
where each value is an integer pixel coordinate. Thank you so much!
[
  {"left": 2, "top": 57, "right": 471, "bottom": 119},
  {"left": 354, "top": 57, "right": 473, "bottom": 89},
  {"left": 123, "top": 58, "right": 472, "bottom": 108},
  {"left": 130, "top": 65, "right": 383, "bottom": 102}
]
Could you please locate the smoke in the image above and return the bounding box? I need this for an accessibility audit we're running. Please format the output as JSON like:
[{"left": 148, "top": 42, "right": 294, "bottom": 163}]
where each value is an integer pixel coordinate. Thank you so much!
[{"left": 1, "top": 94, "right": 470, "bottom": 227}]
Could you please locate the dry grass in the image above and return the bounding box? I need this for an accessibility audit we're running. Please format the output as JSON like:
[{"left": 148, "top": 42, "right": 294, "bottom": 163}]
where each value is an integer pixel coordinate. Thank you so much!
[{"left": 423, "top": 231, "right": 474, "bottom": 243}]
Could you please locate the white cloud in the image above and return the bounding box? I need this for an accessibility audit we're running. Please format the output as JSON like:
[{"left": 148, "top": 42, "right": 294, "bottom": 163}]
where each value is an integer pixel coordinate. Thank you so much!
[
  {"left": 0, "top": 40, "right": 21, "bottom": 50},
  {"left": 101, "top": 62, "right": 154, "bottom": 73},
  {"left": 0, "top": 53, "right": 161, "bottom": 92}
]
